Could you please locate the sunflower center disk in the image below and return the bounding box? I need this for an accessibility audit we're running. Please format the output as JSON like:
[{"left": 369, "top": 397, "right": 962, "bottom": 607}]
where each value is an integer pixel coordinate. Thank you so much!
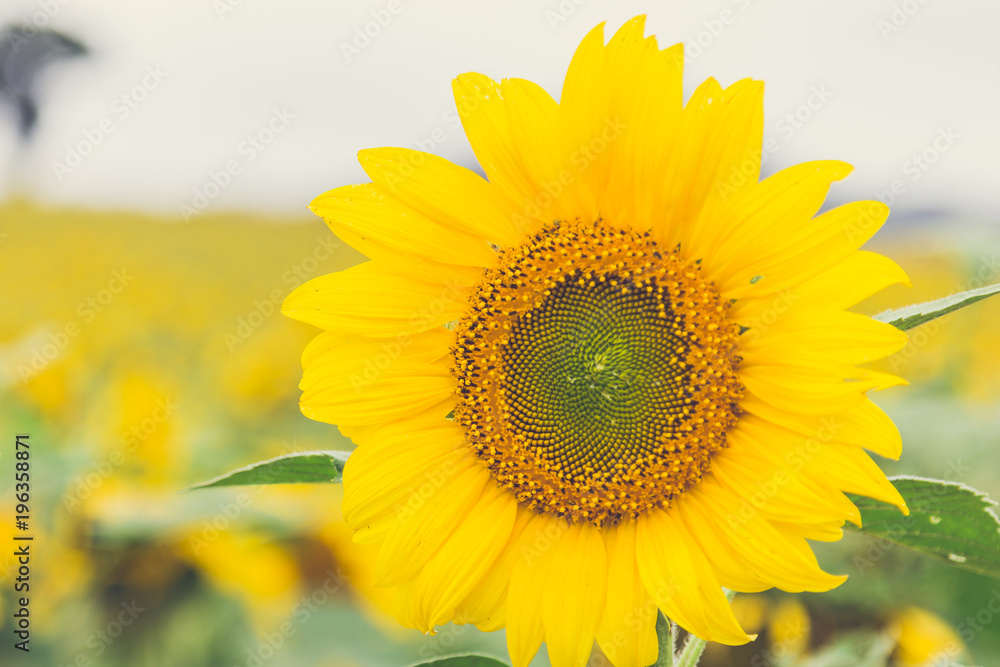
[{"left": 452, "top": 222, "right": 743, "bottom": 525}]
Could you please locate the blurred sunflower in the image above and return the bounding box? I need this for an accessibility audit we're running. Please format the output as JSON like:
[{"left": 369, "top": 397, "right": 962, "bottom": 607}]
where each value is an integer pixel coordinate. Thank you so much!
[
  {"left": 284, "top": 16, "right": 912, "bottom": 667},
  {"left": 767, "top": 598, "right": 810, "bottom": 660},
  {"left": 890, "top": 606, "right": 966, "bottom": 667}
]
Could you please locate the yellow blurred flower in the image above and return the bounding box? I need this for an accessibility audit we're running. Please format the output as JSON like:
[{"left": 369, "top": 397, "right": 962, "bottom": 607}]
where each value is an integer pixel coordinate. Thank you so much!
[
  {"left": 181, "top": 530, "right": 302, "bottom": 632},
  {"left": 891, "top": 606, "right": 966, "bottom": 667},
  {"left": 768, "top": 598, "right": 810, "bottom": 660},
  {"left": 114, "top": 373, "right": 183, "bottom": 487},
  {"left": 318, "top": 519, "right": 400, "bottom": 634},
  {"left": 0, "top": 198, "right": 370, "bottom": 652},
  {"left": 218, "top": 322, "right": 311, "bottom": 416},
  {"left": 0, "top": 513, "right": 93, "bottom": 637}
]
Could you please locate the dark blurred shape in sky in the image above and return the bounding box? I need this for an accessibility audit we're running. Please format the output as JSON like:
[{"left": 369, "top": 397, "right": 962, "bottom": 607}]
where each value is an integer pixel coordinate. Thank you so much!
[{"left": 0, "top": 25, "right": 86, "bottom": 137}]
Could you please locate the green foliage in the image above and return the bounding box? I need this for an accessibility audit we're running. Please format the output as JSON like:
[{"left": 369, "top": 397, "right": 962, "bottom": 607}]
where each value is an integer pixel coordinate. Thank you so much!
[
  {"left": 876, "top": 282, "right": 1000, "bottom": 331},
  {"left": 186, "top": 450, "right": 350, "bottom": 490},
  {"left": 407, "top": 654, "right": 509, "bottom": 667},
  {"left": 797, "top": 632, "right": 895, "bottom": 667},
  {"left": 849, "top": 476, "right": 1000, "bottom": 579}
]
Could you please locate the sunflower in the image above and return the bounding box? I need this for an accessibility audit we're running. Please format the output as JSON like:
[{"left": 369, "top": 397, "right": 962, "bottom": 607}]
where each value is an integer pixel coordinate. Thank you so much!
[{"left": 283, "top": 16, "right": 911, "bottom": 667}]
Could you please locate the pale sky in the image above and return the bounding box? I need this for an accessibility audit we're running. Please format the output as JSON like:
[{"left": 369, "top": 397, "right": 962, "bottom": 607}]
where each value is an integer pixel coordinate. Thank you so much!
[{"left": 1, "top": 0, "right": 998, "bottom": 222}]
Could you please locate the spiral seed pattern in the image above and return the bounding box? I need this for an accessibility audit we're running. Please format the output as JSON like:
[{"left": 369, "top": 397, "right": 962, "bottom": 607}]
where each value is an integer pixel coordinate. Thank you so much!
[{"left": 451, "top": 221, "right": 743, "bottom": 525}]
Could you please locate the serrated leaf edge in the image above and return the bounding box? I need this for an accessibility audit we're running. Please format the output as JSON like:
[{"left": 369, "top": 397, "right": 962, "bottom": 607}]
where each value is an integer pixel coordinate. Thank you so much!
[{"left": 886, "top": 475, "right": 1000, "bottom": 528}]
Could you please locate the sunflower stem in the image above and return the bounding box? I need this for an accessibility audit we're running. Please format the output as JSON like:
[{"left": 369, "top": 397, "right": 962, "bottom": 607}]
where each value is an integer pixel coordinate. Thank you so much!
[
  {"left": 673, "top": 589, "right": 737, "bottom": 667},
  {"left": 653, "top": 610, "right": 675, "bottom": 667}
]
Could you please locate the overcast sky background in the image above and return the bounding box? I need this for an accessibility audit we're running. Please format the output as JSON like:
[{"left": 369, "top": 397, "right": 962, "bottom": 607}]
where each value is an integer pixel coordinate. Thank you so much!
[{"left": 0, "top": 0, "right": 997, "bottom": 223}]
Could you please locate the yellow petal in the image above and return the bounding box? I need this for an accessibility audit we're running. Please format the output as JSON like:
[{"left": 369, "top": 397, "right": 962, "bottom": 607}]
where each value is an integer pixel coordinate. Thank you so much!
[
  {"left": 310, "top": 183, "right": 497, "bottom": 269},
  {"left": 740, "top": 361, "right": 906, "bottom": 416},
  {"left": 660, "top": 78, "right": 764, "bottom": 254},
  {"left": 407, "top": 482, "right": 518, "bottom": 631},
  {"left": 452, "top": 72, "right": 543, "bottom": 234},
  {"left": 283, "top": 261, "right": 474, "bottom": 336},
  {"left": 604, "top": 21, "right": 684, "bottom": 231},
  {"left": 741, "top": 395, "right": 903, "bottom": 460},
  {"left": 711, "top": 449, "right": 858, "bottom": 527},
  {"left": 507, "top": 515, "right": 558, "bottom": 667},
  {"left": 541, "top": 522, "right": 607, "bottom": 667},
  {"left": 732, "top": 250, "right": 910, "bottom": 323},
  {"left": 770, "top": 518, "right": 846, "bottom": 543},
  {"left": 558, "top": 22, "right": 612, "bottom": 212},
  {"left": 454, "top": 507, "right": 534, "bottom": 632},
  {"left": 682, "top": 79, "right": 766, "bottom": 256},
  {"left": 502, "top": 77, "right": 596, "bottom": 223},
  {"left": 719, "top": 200, "right": 891, "bottom": 300},
  {"left": 741, "top": 311, "right": 908, "bottom": 367},
  {"left": 341, "top": 420, "right": 467, "bottom": 540},
  {"left": 716, "top": 420, "right": 862, "bottom": 523},
  {"left": 691, "top": 482, "right": 848, "bottom": 593},
  {"left": 805, "top": 444, "right": 908, "bottom": 514},
  {"left": 674, "top": 495, "right": 772, "bottom": 593},
  {"left": 636, "top": 509, "right": 752, "bottom": 645},
  {"left": 358, "top": 147, "right": 521, "bottom": 246},
  {"left": 700, "top": 160, "right": 853, "bottom": 281},
  {"left": 299, "top": 328, "right": 456, "bottom": 429},
  {"left": 374, "top": 459, "right": 490, "bottom": 586},
  {"left": 596, "top": 521, "right": 659, "bottom": 667}
]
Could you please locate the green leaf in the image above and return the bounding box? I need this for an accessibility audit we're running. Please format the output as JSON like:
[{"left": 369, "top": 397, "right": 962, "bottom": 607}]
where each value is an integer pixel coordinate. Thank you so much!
[
  {"left": 407, "top": 654, "right": 509, "bottom": 667},
  {"left": 185, "top": 450, "right": 350, "bottom": 490},
  {"left": 875, "top": 281, "right": 1000, "bottom": 331},
  {"left": 848, "top": 476, "right": 1000, "bottom": 579},
  {"left": 798, "top": 631, "right": 894, "bottom": 667}
]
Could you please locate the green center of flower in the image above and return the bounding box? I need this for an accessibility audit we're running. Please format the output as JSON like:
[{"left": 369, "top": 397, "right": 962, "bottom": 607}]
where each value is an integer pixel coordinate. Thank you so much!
[
  {"left": 451, "top": 221, "right": 743, "bottom": 525},
  {"left": 504, "top": 272, "right": 694, "bottom": 476}
]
